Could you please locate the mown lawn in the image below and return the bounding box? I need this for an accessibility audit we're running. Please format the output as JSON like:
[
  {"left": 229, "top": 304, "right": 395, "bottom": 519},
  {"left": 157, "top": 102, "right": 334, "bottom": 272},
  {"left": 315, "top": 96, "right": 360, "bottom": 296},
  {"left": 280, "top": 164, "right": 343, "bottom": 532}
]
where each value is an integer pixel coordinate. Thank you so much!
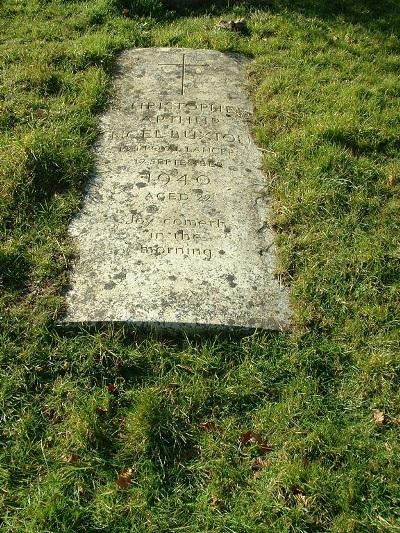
[{"left": 0, "top": 0, "right": 399, "bottom": 531}]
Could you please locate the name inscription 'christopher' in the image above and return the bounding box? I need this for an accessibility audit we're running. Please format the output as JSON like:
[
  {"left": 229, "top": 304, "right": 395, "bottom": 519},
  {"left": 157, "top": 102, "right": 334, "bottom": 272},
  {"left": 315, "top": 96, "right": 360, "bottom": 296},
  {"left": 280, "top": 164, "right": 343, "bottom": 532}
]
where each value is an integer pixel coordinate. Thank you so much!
[{"left": 135, "top": 101, "right": 250, "bottom": 116}]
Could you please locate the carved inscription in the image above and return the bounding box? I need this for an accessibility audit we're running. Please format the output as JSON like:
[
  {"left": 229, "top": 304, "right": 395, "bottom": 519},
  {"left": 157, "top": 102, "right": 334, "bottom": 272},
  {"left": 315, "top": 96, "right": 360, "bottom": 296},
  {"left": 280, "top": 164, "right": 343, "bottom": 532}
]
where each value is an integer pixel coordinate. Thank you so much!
[
  {"left": 131, "top": 158, "right": 223, "bottom": 167},
  {"left": 104, "top": 96, "right": 246, "bottom": 260},
  {"left": 65, "top": 48, "right": 292, "bottom": 330},
  {"left": 136, "top": 101, "right": 249, "bottom": 114},
  {"left": 116, "top": 144, "right": 234, "bottom": 155},
  {"left": 106, "top": 100, "right": 251, "bottom": 158},
  {"left": 126, "top": 160, "right": 220, "bottom": 259},
  {"left": 105, "top": 129, "right": 250, "bottom": 144}
]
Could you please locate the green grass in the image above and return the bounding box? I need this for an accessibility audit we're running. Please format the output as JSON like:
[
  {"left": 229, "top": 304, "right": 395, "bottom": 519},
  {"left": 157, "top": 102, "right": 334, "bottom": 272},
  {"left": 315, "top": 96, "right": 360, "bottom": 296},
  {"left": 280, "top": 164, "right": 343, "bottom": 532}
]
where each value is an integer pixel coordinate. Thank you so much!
[{"left": 1, "top": 0, "right": 400, "bottom": 531}]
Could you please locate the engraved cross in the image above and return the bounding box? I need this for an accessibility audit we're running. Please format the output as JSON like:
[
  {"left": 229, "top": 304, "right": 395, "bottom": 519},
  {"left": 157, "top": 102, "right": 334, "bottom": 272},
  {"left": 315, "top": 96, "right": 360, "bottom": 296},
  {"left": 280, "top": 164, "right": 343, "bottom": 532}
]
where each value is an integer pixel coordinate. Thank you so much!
[{"left": 158, "top": 53, "right": 208, "bottom": 95}]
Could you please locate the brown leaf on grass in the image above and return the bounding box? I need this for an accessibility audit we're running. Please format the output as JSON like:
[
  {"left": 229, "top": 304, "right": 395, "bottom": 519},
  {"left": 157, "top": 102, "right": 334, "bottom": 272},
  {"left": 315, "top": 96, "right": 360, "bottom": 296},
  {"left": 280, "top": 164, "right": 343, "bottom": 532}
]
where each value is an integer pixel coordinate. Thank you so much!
[
  {"left": 294, "top": 493, "right": 309, "bottom": 507},
  {"left": 61, "top": 452, "right": 79, "bottom": 464},
  {"left": 240, "top": 431, "right": 273, "bottom": 454},
  {"left": 373, "top": 409, "right": 385, "bottom": 426},
  {"left": 107, "top": 384, "right": 118, "bottom": 395},
  {"left": 199, "top": 421, "right": 217, "bottom": 432},
  {"left": 163, "top": 382, "right": 180, "bottom": 393},
  {"left": 240, "top": 430, "right": 259, "bottom": 444},
  {"left": 176, "top": 364, "right": 194, "bottom": 373},
  {"left": 387, "top": 175, "right": 394, "bottom": 188},
  {"left": 116, "top": 468, "right": 133, "bottom": 489},
  {"left": 210, "top": 496, "right": 225, "bottom": 511},
  {"left": 251, "top": 456, "right": 268, "bottom": 472},
  {"left": 258, "top": 442, "right": 273, "bottom": 453}
]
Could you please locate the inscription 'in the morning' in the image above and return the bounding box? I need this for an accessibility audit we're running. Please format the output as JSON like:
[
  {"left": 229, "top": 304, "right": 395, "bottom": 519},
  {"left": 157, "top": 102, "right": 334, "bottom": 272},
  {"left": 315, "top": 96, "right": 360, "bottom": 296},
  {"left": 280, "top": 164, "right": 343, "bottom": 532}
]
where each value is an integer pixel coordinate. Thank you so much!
[{"left": 139, "top": 244, "right": 212, "bottom": 261}]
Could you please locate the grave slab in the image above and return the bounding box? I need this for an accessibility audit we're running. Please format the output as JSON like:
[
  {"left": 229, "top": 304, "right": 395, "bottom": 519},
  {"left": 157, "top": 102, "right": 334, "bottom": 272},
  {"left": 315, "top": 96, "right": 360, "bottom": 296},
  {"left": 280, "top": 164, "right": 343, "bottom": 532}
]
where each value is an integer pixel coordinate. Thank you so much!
[{"left": 64, "top": 48, "right": 291, "bottom": 330}]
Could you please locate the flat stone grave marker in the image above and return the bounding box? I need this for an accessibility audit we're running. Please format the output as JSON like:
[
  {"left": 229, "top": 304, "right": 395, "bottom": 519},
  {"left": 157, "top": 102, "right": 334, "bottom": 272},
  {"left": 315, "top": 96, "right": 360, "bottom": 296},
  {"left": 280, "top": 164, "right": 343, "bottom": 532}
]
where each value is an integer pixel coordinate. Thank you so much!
[{"left": 65, "top": 48, "right": 291, "bottom": 330}]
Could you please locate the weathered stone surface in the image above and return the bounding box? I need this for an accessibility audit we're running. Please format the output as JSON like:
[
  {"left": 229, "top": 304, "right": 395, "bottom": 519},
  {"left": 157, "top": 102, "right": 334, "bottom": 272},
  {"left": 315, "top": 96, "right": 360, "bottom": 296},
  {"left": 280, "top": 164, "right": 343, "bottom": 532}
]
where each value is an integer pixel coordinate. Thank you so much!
[{"left": 64, "top": 48, "right": 291, "bottom": 330}]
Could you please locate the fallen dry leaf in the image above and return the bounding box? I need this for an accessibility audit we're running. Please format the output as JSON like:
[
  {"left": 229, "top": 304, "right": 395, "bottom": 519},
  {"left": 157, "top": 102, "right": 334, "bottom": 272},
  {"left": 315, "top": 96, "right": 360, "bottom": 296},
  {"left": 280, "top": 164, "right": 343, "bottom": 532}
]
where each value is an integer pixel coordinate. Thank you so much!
[
  {"left": 387, "top": 175, "right": 394, "bottom": 188},
  {"left": 116, "top": 467, "right": 133, "bottom": 489},
  {"left": 107, "top": 384, "right": 118, "bottom": 395},
  {"left": 251, "top": 456, "right": 268, "bottom": 472},
  {"left": 240, "top": 430, "right": 260, "bottom": 445},
  {"left": 373, "top": 409, "right": 385, "bottom": 426},
  {"left": 163, "top": 382, "right": 180, "bottom": 393},
  {"left": 61, "top": 452, "right": 79, "bottom": 464},
  {"left": 210, "top": 496, "right": 225, "bottom": 511},
  {"left": 176, "top": 364, "right": 194, "bottom": 374},
  {"left": 294, "top": 493, "right": 309, "bottom": 507},
  {"left": 199, "top": 421, "right": 217, "bottom": 432},
  {"left": 258, "top": 441, "right": 273, "bottom": 454},
  {"left": 240, "top": 431, "right": 273, "bottom": 454}
]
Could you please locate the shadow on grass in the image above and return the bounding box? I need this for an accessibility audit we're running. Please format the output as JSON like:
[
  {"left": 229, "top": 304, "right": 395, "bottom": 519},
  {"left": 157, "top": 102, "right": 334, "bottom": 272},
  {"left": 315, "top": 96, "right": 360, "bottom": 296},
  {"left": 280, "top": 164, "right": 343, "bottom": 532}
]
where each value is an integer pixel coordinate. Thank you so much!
[{"left": 57, "top": 321, "right": 285, "bottom": 356}]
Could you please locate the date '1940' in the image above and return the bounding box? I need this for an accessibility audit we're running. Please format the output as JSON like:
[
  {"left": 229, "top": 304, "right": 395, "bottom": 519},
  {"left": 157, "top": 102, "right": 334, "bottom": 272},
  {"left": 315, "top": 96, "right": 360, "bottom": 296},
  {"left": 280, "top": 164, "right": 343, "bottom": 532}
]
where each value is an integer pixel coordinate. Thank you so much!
[{"left": 137, "top": 172, "right": 211, "bottom": 187}]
